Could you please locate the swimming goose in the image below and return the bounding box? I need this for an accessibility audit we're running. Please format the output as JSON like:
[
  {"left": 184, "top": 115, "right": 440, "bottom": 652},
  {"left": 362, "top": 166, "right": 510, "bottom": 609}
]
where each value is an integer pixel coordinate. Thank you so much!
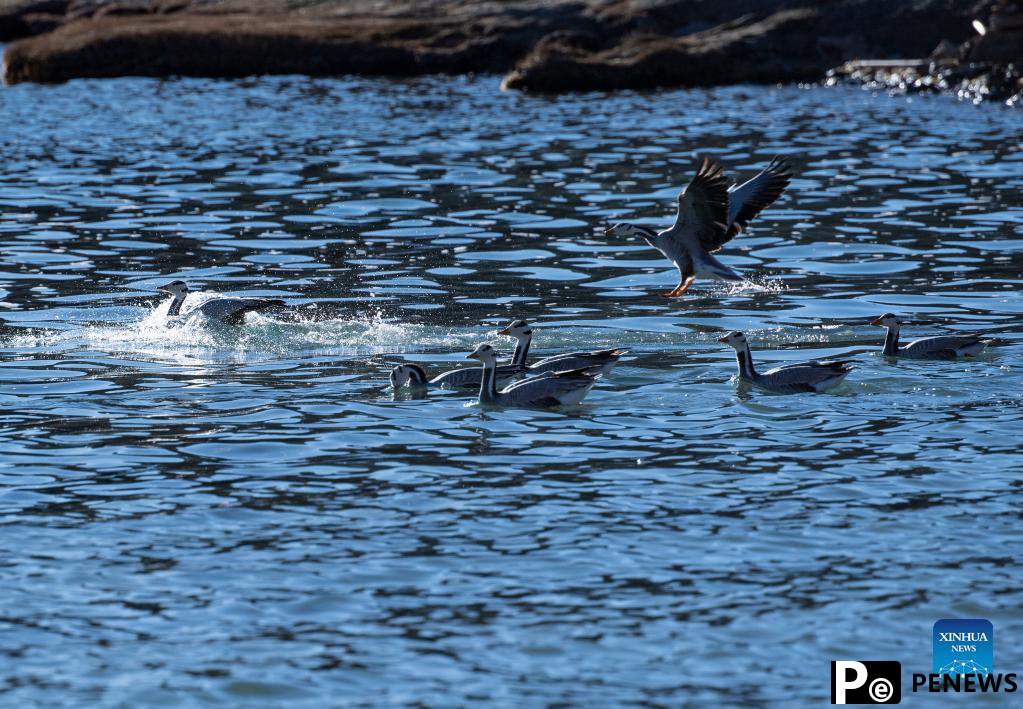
[
  {"left": 718, "top": 331, "right": 852, "bottom": 393},
  {"left": 605, "top": 156, "right": 792, "bottom": 296},
  {"left": 499, "top": 319, "right": 628, "bottom": 375},
  {"left": 466, "top": 343, "right": 598, "bottom": 407},
  {"left": 158, "top": 280, "right": 284, "bottom": 325},
  {"left": 871, "top": 313, "right": 990, "bottom": 359},
  {"left": 390, "top": 361, "right": 524, "bottom": 391}
]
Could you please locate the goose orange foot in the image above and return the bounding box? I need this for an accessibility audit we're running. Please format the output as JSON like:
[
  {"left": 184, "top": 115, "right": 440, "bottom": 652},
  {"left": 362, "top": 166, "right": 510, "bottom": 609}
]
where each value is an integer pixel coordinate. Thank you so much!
[{"left": 660, "top": 276, "right": 695, "bottom": 297}]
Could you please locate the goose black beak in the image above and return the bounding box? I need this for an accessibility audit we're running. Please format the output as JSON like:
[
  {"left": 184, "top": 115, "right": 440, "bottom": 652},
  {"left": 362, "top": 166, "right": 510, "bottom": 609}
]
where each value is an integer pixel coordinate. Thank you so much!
[
  {"left": 717, "top": 335, "right": 730, "bottom": 344},
  {"left": 498, "top": 327, "right": 511, "bottom": 336},
  {"left": 603, "top": 226, "right": 614, "bottom": 237},
  {"left": 870, "top": 318, "right": 883, "bottom": 326},
  {"left": 157, "top": 285, "right": 170, "bottom": 293},
  {"left": 466, "top": 352, "right": 480, "bottom": 360}
]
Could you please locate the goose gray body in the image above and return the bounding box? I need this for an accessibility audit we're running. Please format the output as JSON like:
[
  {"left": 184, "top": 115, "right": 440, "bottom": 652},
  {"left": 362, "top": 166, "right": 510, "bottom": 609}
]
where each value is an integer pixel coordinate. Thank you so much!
[
  {"left": 390, "top": 362, "right": 523, "bottom": 391},
  {"left": 158, "top": 280, "right": 283, "bottom": 326},
  {"left": 467, "top": 344, "right": 598, "bottom": 407},
  {"left": 720, "top": 331, "right": 852, "bottom": 393},
  {"left": 872, "top": 314, "right": 989, "bottom": 360},
  {"left": 500, "top": 319, "right": 628, "bottom": 376},
  {"left": 606, "top": 156, "right": 791, "bottom": 296}
]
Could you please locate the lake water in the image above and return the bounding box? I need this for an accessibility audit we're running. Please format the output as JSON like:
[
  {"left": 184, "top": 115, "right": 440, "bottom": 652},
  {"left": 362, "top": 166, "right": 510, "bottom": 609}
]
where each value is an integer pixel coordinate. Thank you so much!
[{"left": 0, "top": 75, "right": 1021, "bottom": 706}]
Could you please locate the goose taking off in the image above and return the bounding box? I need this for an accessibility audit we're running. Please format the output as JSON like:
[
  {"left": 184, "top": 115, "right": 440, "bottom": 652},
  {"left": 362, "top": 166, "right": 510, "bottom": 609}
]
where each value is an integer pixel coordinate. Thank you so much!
[
  {"left": 499, "top": 319, "right": 628, "bottom": 375},
  {"left": 871, "top": 314, "right": 990, "bottom": 359},
  {"left": 606, "top": 156, "right": 792, "bottom": 296},
  {"left": 466, "top": 343, "right": 598, "bottom": 407},
  {"left": 158, "top": 280, "right": 284, "bottom": 325},
  {"left": 390, "top": 361, "right": 523, "bottom": 391},
  {"left": 718, "top": 331, "right": 852, "bottom": 393}
]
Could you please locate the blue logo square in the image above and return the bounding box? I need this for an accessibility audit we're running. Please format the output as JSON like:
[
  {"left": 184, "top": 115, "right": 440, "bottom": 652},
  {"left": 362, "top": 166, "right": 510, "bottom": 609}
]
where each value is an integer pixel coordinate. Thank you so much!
[{"left": 933, "top": 619, "right": 993, "bottom": 676}]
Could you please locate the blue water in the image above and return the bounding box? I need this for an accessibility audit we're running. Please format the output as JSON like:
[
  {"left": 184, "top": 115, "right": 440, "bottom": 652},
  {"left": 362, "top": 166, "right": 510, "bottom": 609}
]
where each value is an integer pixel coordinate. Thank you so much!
[{"left": 1, "top": 75, "right": 1021, "bottom": 706}]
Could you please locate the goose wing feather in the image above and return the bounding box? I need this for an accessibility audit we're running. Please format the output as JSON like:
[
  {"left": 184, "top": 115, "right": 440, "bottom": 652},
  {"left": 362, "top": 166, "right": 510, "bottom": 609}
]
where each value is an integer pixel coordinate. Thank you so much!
[
  {"left": 431, "top": 364, "right": 523, "bottom": 389},
  {"left": 900, "top": 335, "right": 987, "bottom": 359},
  {"left": 725, "top": 156, "right": 792, "bottom": 242},
  {"left": 760, "top": 359, "right": 853, "bottom": 389},
  {"left": 497, "top": 368, "right": 597, "bottom": 406},
  {"left": 672, "top": 157, "right": 730, "bottom": 253},
  {"left": 188, "top": 297, "right": 284, "bottom": 325},
  {"left": 528, "top": 348, "right": 629, "bottom": 374}
]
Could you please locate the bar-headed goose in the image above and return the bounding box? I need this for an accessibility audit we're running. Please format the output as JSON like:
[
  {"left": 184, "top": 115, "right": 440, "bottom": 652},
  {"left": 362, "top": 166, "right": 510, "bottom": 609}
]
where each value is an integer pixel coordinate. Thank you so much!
[
  {"left": 466, "top": 343, "right": 598, "bottom": 407},
  {"left": 871, "top": 313, "right": 990, "bottom": 359},
  {"left": 158, "top": 280, "right": 283, "bottom": 326},
  {"left": 718, "top": 331, "right": 852, "bottom": 393},
  {"left": 499, "top": 319, "right": 628, "bottom": 375},
  {"left": 605, "top": 156, "right": 791, "bottom": 296},
  {"left": 390, "top": 361, "right": 523, "bottom": 391}
]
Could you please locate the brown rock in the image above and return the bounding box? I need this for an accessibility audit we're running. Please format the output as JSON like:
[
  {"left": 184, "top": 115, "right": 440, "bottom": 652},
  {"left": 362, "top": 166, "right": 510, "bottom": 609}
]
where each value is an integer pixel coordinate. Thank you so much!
[
  {"left": 0, "top": 0, "right": 68, "bottom": 40},
  {"left": 2, "top": 2, "right": 599, "bottom": 84},
  {"left": 503, "top": 9, "right": 826, "bottom": 92},
  {"left": 0, "top": 0, "right": 990, "bottom": 98}
]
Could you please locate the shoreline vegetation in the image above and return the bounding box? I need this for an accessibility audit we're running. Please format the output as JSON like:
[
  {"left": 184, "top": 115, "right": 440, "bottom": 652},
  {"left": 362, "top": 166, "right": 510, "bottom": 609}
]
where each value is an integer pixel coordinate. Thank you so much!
[{"left": 1, "top": 0, "right": 1020, "bottom": 104}]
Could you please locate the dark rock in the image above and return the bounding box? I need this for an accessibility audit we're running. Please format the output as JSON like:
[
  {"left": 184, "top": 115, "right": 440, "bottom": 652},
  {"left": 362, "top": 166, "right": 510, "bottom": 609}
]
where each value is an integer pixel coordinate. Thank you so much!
[
  {"left": 0, "top": 0, "right": 68, "bottom": 41},
  {"left": 931, "top": 39, "right": 963, "bottom": 60},
  {"left": 829, "top": 1, "right": 1022, "bottom": 104},
  {"left": 503, "top": 9, "right": 826, "bottom": 92},
  {"left": 503, "top": 0, "right": 979, "bottom": 93},
  {"left": 0, "top": 0, "right": 1008, "bottom": 103},
  {"left": 967, "top": 24, "right": 1023, "bottom": 62},
  {"left": 2, "top": 1, "right": 602, "bottom": 84}
]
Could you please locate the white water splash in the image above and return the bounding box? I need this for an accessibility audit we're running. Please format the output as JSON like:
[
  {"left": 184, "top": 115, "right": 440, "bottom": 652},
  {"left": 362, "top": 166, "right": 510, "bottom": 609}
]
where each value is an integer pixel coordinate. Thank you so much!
[
  {"left": 5, "top": 296, "right": 493, "bottom": 363},
  {"left": 719, "top": 275, "right": 787, "bottom": 296}
]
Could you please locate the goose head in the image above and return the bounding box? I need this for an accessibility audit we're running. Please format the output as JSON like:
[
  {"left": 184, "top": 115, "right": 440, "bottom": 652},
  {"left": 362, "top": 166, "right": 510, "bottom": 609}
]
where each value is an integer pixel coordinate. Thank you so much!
[
  {"left": 466, "top": 343, "right": 498, "bottom": 365},
  {"left": 157, "top": 280, "right": 189, "bottom": 297},
  {"left": 870, "top": 313, "right": 902, "bottom": 329},
  {"left": 718, "top": 331, "right": 749, "bottom": 351},
  {"left": 605, "top": 222, "right": 657, "bottom": 246},
  {"left": 498, "top": 319, "right": 531, "bottom": 342},
  {"left": 390, "top": 364, "right": 427, "bottom": 389}
]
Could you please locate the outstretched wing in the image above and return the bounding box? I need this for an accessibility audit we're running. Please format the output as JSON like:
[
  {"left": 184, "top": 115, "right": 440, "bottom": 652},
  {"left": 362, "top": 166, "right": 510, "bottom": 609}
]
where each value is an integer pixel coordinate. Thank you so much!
[
  {"left": 673, "top": 157, "right": 730, "bottom": 253},
  {"left": 725, "top": 156, "right": 792, "bottom": 241}
]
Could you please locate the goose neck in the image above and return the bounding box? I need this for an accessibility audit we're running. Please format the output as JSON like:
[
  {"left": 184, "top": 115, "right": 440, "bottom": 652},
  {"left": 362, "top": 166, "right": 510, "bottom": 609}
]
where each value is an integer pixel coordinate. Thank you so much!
[
  {"left": 736, "top": 344, "right": 758, "bottom": 380},
  {"left": 882, "top": 325, "right": 900, "bottom": 356}
]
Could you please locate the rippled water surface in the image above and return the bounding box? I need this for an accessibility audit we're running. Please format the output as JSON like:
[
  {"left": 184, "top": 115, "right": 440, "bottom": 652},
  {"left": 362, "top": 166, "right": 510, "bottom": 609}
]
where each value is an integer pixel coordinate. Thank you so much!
[{"left": 1, "top": 75, "right": 1021, "bottom": 706}]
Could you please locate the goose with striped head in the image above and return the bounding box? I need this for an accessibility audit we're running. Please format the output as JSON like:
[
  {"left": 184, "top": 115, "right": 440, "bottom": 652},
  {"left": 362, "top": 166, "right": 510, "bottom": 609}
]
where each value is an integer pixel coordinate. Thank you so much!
[
  {"left": 606, "top": 156, "right": 792, "bottom": 296},
  {"left": 466, "top": 343, "right": 598, "bottom": 407},
  {"left": 499, "top": 319, "right": 628, "bottom": 375},
  {"left": 158, "top": 280, "right": 284, "bottom": 326},
  {"left": 718, "top": 331, "right": 852, "bottom": 393},
  {"left": 390, "top": 361, "right": 524, "bottom": 392},
  {"left": 871, "top": 313, "right": 990, "bottom": 359}
]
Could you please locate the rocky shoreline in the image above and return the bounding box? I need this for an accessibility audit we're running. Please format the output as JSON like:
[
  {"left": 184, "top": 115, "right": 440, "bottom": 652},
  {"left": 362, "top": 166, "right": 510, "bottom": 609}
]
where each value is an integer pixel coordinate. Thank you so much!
[{"left": 1, "top": 0, "right": 1018, "bottom": 104}]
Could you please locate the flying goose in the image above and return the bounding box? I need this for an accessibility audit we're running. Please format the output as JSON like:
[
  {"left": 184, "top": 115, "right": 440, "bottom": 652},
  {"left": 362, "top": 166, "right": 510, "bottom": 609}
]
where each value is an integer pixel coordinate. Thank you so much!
[
  {"left": 606, "top": 156, "right": 792, "bottom": 296},
  {"left": 466, "top": 343, "right": 598, "bottom": 407},
  {"left": 389, "top": 361, "right": 524, "bottom": 391},
  {"left": 499, "top": 319, "right": 628, "bottom": 375},
  {"left": 158, "top": 280, "right": 284, "bottom": 325},
  {"left": 871, "top": 314, "right": 990, "bottom": 359},
  {"left": 718, "top": 331, "right": 852, "bottom": 393}
]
